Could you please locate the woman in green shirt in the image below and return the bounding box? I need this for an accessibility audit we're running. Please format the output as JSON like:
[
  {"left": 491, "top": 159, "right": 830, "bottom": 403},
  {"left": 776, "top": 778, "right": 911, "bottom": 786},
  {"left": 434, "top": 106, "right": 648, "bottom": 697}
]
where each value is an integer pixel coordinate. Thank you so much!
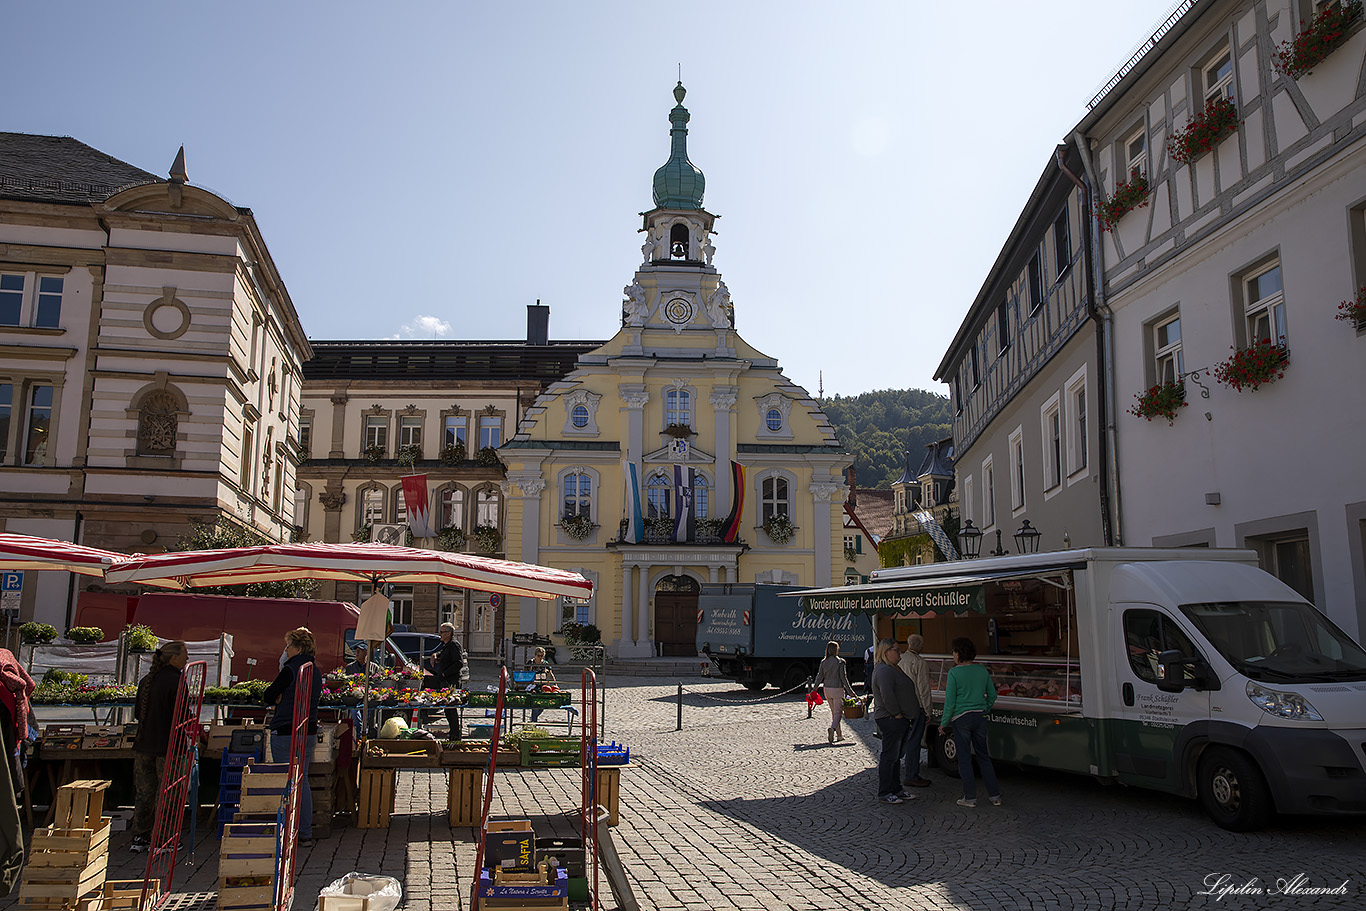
[{"left": 938, "top": 637, "right": 1001, "bottom": 808}]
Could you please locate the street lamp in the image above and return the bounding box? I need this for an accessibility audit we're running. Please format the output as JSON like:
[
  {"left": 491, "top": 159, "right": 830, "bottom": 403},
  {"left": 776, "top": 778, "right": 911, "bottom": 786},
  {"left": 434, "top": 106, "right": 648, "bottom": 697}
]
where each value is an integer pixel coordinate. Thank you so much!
[
  {"left": 1014, "top": 519, "right": 1042, "bottom": 554},
  {"left": 957, "top": 520, "right": 983, "bottom": 559},
  {"left": 989, "top": 529, "right": 1008, "bottom": 557}
]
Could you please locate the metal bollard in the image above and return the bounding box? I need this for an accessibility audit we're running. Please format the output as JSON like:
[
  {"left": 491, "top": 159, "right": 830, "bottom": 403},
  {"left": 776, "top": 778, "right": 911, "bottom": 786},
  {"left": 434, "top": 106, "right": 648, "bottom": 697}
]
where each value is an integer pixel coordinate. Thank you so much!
[{"left": 676, "top": 682, "right": 683, "bottom": 731}]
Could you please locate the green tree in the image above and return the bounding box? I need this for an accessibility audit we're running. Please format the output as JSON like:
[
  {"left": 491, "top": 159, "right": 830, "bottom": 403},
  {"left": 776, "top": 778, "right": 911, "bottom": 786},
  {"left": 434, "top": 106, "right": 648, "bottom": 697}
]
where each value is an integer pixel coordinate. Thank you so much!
[
  {"left": 821, "top": 388, "right": 952, "bottom": 488},
  {"left": 172, "top": 521, "right": 319, "bottom": 599}
]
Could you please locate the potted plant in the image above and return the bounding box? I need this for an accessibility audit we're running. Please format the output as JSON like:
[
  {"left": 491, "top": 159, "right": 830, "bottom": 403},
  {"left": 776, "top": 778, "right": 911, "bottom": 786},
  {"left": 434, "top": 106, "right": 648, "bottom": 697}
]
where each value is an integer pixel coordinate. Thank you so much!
[
  {"left": 844, "top": 545, "right": 859, "bottom": 563},
  {"left": 1127, "top": 380, "right": 1188, "bottom": 424},
  {"left": 1169, "top": 96, "right": 1240, "bottom": 167},
  {"left": 396, "top": 443, "right": 422, "bottom": 467},
  {"left": 475, "top": 446, "right": 503, "bottom": 468},
  {"left": 352, "top": 523, "right": 373, "bottom": 543},
  {"left": 436, "top": 525, "right": 466, "bottom": 552},
  {"left": 1274, "top": 1, "right": 1362, "bottom": 80},
  {"left": 124, "top": 624, "right": 159, "bottom": 653},
  {"left": 694, "top": 517, "right": 725, "bottom": 543},
  {"left": 560, "top": 513, "right": 597, "bottom": 541},
  {"left": 663, "top": 423, "right": 693, "bottom": 438},
  {"left": 1096, "top": 167, "right": 1150, "bottom": 232},
  {"left": 1213, "top": 339, "right": 1289, "bottom": 392},
  {"left": 762, "top": 514, "right": 797, "bottom": 545},
  {"left": 19, "top": 622, "right": 58, "bottom": 645},
  {"left": 363, "top": 443, "right": 386, "bottom": 464},
  {"left": 65, "top": 626, "right": 104, "bottom": 644},
  {"left": 440, "top": 440, "right": 467, "bottom": 465},
  {"left": 472, "top": 524, "right": 502, "bottom": 553},
  {"left": 560, "top": 621, "right": 603, "bottom": 661},
  {"left": 1336, "top": 285, "right": 1366, "bottom": 330},
  {"left": 644, "top": 513, "right": 674, "bottom": 544}
]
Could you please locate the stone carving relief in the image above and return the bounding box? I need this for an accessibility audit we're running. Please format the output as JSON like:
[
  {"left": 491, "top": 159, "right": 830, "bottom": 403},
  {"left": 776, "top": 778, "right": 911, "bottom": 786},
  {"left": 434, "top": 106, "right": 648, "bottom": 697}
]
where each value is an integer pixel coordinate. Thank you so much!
[
  {"left": 618, "top": 385, "right": 649, "bottom": 409},
  {"left": 320, "top": 489, "right": 347, "bottom": 510}
]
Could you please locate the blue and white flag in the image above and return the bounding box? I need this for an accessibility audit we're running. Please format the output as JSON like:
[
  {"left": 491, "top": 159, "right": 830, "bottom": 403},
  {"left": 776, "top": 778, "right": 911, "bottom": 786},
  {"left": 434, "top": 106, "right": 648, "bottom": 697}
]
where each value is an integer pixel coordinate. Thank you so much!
[
  {"left": 673, "top": 465, "right": 695, "bottom": 543},
  {"left": 914, "top": 509, "right": 960, "bottom": 561},
  {"left": 624, "top": 462, "right": 644, "bottom": 544}
]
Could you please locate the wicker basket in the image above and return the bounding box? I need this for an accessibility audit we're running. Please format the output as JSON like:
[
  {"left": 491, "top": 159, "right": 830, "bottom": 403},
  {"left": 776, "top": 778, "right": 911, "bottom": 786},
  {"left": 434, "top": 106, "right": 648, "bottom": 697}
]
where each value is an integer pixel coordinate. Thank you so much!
[{"left": 842, "top": 702, "right": 865, "bottom": 720}]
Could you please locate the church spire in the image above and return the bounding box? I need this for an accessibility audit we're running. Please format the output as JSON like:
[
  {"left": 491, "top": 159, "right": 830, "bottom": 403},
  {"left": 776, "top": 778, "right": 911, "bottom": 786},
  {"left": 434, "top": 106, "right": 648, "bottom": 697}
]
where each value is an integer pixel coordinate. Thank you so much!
[{"left": 652, "top": 82, "right": 706, "bottom": 210}]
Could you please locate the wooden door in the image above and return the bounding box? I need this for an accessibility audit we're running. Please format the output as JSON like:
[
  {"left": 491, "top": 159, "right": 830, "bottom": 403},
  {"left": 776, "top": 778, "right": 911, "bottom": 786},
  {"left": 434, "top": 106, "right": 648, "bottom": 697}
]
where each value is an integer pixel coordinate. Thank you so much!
[{"left": 654, "top": 593, "right": 699, "bottom": 656}]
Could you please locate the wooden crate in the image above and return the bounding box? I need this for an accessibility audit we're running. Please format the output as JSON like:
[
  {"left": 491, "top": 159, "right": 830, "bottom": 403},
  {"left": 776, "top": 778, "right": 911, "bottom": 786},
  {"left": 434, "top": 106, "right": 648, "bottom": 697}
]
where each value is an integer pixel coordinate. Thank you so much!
[
  {"left": 356, "top": 769, "right": 395, "bottom": 829},
  {"left": 447, "top": 768, "right": 483, "bottom": 827},
  {"left": 218, "top": 822, "right": 278, "bottom": 911},
  {"left": 100, "top": 880, "right": 154, "bottom": 911},
  {"left": 360, "top": 739, "right": 438, "bottom": 769},
  {"left": 53, "top": 781, "right": 110, "bottom": 831},
  {"left": 217, "top": 876, "right": 276, "bottom": 911},
  {"left": 594, "top": 766, "right": 622, "bottom": 827},
  {"left": 20, "top": 819, "right": 111, "bottom": 906},
  {"left": 238, "top": 763, "right": 289, "bottom": 816}
]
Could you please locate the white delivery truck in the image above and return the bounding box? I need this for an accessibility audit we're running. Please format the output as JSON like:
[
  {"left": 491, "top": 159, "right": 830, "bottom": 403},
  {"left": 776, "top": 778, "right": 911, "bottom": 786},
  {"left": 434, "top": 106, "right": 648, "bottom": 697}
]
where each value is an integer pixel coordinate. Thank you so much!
[{"left": 792, "top": 548, "right": 1366, "bottom": 830}]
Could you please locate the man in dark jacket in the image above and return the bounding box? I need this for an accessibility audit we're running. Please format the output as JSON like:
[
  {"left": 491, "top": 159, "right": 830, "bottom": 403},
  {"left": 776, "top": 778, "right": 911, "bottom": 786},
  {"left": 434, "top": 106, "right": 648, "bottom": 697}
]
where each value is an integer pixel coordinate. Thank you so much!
[
  {"left": 262, "top": 629, "right": 322, "bottom": 845},
  {"left": 871, "top": 645, "right": 921, "bottom": 805},
  {"left": 425, "top": 622, "right": 467, "bottom": 739},
  {"left": 130, "top": 640, "right": 187, "bottom": 852}
]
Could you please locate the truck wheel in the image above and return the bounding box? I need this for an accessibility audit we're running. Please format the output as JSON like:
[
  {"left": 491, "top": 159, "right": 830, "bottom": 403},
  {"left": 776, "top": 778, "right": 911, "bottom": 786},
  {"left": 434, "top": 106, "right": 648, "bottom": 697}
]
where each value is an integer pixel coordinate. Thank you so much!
[
  {"left": 1198, "top": 747, "right": 1273, "bottom": 831},
  {"left": 743, "top": 681, "right": 766, "bottom": 692},
  {"left": 782, "top": 663, "right": 809, "bottom": 692},
  {"left": 934, "top": 728, "right": 962, "bottom": 778}
]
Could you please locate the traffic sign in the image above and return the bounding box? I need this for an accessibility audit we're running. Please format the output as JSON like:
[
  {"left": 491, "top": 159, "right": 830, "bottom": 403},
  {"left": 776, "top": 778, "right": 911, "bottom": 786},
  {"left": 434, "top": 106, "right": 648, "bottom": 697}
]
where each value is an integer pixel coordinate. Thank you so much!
[{"left": 1, "top": 571, "right": 22, "bottom": 615}]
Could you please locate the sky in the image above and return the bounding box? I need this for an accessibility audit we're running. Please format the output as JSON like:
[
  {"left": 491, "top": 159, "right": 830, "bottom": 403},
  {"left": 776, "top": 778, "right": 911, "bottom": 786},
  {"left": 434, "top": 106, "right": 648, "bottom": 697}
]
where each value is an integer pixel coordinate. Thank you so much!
[{"left": 4, "top": 1, "right": 1184, "bottom": 397}]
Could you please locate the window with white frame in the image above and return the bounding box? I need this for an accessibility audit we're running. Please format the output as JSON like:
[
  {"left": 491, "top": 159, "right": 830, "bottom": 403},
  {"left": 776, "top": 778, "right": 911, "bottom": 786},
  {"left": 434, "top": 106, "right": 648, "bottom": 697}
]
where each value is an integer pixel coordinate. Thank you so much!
[
  {"left": 1028, "top": 252, "right": 1044, "bottom": 314},
  {"left": 1124, "top": 125, "right": 1146, "bottom": 177},
  {"left": 962, "top": 476, "right": 974, "bottom": 529},
  {"left": 389, "top": 585, "right": 414, "bottom": 627},
  {"left": 764, "top": 409, "right": 782, "bottom": 432},
  {"left": 1009, "top": 427, "right": 1026, "bottom": 512},
  {"left": 646, "top": 471, "right": 671, "bottom": 518},
  {"left": 563, "top": 470, "right": 593, "bottom": 518},
  {"left": 364, "top": 415, "right": 387, "bottom": 450},
  {"left": 0, "top": 384, "right": 11, "bottom": 462},
  {"left": 1042, "top": 396, "right": 1062, "bottom": 492},
  {"left": 399, "top": 416, "right": 422, "bottom": 448},
  {"left": 1203, "top": 47, "right": 1234, "bottom": 103},
  {"left": 24, "top": 385, "right": 52, "bottom": 465},
  {"left": 997, "top": 301, "right": 1011, "bottom": 353},
  {"left": 760, "top": 474, "right": 790, "bottom": 523},
  {"left": 969, "top": 345, "right": 980, "bottom": 388},
  {"left": 293, "top": 486, "right": 308, "bottom": 531},
  {"left": 982, "top": 458, "right": 996, "bottom": 528},
  {"left": 666, "top": 388, "right": 691, "bottom": 427},
  {"left": 1244, "top": 261, "right": 1286, "bottom": 345},
  {"left": 0, "top": 273, "right": 63, "bottom": 328},
  {"left": 298, "top": 414, "right": 312, "bottom": 457},
  {"left": 694, "top": 474, "right": 709, "bottom": 518},
  {"left": 1154, "top": 312, "right": 1184, "bottom": 384},
  {"left": 478, "top": 415, "right": 501, "bottom": 449},
  {"left": 1053, "top": 208, "right": 1071, "bottom": 278},
  {"left": 362, "top": 487, "right": 384, "bottom": 526},
  {"left": 240, "top": 425, "right": 254, "bottom": 491},
  {"left": 475, "top": 487, "right": 499, "bottom": 527},
  {"left": 443, "top": 414, "right": 466, "bottom": 447},
  {"left": 1066, "top": 368, "right": 1089, "bottom": 477},
  {"left": 571, "top": 405, "right": 590, "bottom": 428},
  {"left": 393, "top": 485, "right": 407, "bottom": 524},
  {"left": 441, "top": 487, "right": 464, "bottom": 529},
  {"left": 953, "top": 375, "right": 963, "bottom": 415}
]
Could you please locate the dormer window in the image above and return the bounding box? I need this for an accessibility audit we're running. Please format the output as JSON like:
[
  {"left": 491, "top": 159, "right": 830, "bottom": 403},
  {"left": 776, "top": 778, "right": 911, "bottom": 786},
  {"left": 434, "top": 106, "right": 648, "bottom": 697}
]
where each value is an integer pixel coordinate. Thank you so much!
[{"left": 670, "top": 224, "right": 690, "bottom": 259}]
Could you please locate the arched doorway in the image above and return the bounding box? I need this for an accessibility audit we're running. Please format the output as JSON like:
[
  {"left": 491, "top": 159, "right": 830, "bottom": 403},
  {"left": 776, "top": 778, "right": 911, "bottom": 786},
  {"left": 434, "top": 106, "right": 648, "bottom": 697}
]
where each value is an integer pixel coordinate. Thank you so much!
[{"left": 654, "top": 574, "right": 699, "bottom": 656}]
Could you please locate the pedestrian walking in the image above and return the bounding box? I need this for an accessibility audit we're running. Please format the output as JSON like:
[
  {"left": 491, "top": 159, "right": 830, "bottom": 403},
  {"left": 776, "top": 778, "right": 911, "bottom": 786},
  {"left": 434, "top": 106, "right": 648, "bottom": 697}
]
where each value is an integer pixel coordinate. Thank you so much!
[
  {"left": 425, "top": 622, "right": 469, "bottom": 738},
  {"left": 811, "top": 641, "right": 853, "bottom": 743},
  {"left": 939, "top": 637, "right": 1001, "bottom": 808},
  {"left": 263, "top": 628, "right": 322, "bottom": 845},
  {"left": 898, "top": 633, "right": 933, "bottom": 789},
  {"left": 130, "top": 640, "right": 187, "bottom": 853},
  {"left": 528, "top": 646, "right": 555, "bottom": 723},
  {"left": 870, "top": 644, "right": 921, "bottom": 804}
]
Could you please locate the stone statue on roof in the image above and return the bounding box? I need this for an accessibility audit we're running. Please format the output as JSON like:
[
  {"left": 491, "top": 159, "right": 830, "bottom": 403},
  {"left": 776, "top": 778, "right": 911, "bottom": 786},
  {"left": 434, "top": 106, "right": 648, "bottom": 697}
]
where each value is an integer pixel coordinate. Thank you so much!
[
  {"left": 623, "top": 281, "right": 649, "bottom": 327},
  {"left": 705, "top": 281, "right": 732, "bottom": 329}
]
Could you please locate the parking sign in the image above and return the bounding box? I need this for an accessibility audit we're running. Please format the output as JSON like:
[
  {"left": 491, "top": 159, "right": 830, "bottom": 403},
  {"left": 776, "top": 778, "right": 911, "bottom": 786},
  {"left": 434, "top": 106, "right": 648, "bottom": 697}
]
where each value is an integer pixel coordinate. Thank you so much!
[{"left": 1, "top": 571, "right": 21, "bottom": 615}]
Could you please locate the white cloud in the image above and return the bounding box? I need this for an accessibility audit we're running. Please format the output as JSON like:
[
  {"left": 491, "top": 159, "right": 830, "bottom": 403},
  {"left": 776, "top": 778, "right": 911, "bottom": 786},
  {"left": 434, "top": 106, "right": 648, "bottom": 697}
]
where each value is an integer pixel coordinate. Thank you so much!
[{"left": 394, "top": 315, "right": 452, "bottom": 338}]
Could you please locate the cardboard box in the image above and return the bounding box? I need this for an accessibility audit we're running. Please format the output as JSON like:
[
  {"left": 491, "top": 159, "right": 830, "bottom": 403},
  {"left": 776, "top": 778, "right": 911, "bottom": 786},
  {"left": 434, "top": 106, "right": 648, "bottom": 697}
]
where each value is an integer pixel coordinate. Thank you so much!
[{"left": 486, "top": 827, "right": 535, "bottom": 873}]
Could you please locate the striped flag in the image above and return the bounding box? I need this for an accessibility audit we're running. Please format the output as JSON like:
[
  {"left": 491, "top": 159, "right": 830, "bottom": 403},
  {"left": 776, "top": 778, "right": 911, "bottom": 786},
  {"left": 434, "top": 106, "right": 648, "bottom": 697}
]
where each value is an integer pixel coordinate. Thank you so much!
[
  {"left": 914, "top": 509, "right": 960, "bottom": 561},
  {"left": 624, "top": 462, "right": 644, "bottom": 544},
  {"left": 722, "top": 460, "right": 746, "bottom": 543},
  {"left": 673, "top": 465, "right": 695, "bottom": 543},
  {"left": 401, "top": 474, "right": 436, "bottom": 538}
]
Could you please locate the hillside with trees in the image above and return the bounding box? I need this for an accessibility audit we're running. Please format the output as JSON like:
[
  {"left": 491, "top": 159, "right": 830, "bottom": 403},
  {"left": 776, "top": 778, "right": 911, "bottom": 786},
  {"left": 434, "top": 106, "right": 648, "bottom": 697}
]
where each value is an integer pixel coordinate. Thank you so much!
[{"left": 821, "top": 388, "right": 952, "bottom": 488}]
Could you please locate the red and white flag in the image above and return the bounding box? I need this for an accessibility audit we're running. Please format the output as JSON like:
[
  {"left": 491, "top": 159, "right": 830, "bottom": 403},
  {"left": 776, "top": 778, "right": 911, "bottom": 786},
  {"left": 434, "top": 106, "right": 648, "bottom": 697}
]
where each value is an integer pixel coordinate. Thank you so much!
[{"left": 401, "top": 474, "right": 436, "bottom": 538}]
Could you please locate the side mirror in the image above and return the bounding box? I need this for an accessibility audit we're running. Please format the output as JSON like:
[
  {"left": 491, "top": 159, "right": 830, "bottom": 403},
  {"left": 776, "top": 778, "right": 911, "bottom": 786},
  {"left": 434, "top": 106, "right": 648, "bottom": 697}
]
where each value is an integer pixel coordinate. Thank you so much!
[{"left": 1155, "top": 649, "right": 1189, "bottom": 693}]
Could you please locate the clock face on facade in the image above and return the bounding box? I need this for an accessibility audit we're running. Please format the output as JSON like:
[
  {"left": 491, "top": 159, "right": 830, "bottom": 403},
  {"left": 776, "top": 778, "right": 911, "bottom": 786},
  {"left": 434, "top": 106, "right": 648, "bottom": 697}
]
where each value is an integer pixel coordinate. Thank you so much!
[{"left": 664, "top": 298, "right": 694, "bottom": 324}]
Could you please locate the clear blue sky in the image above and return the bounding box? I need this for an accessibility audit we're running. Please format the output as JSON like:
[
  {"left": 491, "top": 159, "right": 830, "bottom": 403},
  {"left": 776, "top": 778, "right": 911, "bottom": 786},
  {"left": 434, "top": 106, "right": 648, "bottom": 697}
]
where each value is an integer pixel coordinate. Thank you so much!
[{"left": 5, "top": 1, "right": 1182, "bottom": 397}]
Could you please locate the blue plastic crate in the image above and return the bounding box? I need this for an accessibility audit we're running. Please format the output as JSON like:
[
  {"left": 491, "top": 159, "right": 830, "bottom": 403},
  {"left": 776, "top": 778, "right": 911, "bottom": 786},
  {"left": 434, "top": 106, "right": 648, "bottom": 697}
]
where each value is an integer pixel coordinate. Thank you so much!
[{"left": 221, "top": 751, "right": 258, "bottom": 768}]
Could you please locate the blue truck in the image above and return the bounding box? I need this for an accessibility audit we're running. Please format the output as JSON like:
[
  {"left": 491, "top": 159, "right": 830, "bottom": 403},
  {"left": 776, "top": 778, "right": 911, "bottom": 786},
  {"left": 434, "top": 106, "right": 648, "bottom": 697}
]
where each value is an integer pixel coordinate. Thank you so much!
[{"left": 696, "top": 583, "right": 873, "bottom": 691}]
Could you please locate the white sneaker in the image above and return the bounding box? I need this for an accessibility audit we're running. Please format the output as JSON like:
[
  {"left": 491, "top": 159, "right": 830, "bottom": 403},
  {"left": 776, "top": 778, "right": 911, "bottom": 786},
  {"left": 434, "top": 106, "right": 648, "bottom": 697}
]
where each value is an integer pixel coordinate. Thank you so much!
[
  {"left": 956, "top": 798, "right": 977, "bottom": 808},
  {"left": 989, "top": 795, "right": 1002, "bottom": 806}
]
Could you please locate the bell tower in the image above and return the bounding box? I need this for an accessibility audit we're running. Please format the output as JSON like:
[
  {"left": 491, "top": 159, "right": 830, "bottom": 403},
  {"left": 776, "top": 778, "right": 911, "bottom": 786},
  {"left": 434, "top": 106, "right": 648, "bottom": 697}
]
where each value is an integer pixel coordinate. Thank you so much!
[{"left": 623, "top": 83, "right": 732, "bottom": 338}]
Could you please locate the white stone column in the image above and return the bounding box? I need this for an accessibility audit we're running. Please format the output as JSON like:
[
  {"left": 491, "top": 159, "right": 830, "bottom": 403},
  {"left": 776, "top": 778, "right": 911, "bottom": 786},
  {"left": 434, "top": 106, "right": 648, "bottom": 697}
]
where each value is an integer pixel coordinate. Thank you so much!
[
  {"left": 637, "top": 565, "right": 651, "bottom": 655},
  {"left": 708, "top": 565, "right": 719, "bottom": 583},
  {"left": 810, "top": 481, "right": 843, "bottom": 588},
  {"left": 620, "top": 563, "right": 634, "bottom": 648}
]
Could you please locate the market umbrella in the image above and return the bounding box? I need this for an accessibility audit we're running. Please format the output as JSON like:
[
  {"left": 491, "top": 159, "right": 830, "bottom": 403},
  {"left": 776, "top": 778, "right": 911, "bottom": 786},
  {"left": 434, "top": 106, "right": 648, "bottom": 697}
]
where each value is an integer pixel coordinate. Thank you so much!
[
  {"left": 0, "top": 533, "right": 132, "bottom": 576},
  {"left": 104, "top": 541, "right": 593, "bottom": 600}
]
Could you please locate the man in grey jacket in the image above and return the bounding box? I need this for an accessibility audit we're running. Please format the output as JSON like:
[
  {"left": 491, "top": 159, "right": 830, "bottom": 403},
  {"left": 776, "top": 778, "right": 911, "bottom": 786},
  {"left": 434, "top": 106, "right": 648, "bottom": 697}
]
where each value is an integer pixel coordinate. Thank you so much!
[{"left": 871, "top": 645, "right": 921, "bottom": 804}]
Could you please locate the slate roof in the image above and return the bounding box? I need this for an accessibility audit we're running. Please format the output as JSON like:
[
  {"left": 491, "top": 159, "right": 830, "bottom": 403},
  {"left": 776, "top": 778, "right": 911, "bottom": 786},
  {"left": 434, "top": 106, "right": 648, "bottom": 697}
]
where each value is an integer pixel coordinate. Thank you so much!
[
  {"left": 0, "top": 132, "right": 160, "bottom": 204},
  {"left": 303, "top": 339, "right": 604, "bottom": 382},
  {"left": 916, "top": 437, "right": 955, "bottom": 478}
]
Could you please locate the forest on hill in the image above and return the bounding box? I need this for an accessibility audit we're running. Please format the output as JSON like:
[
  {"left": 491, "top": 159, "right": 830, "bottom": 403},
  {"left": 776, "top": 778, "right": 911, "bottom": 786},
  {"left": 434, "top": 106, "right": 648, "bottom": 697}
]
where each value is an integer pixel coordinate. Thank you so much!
[{"left": 821, "top": 388, "right": 953, "bottom": 489}]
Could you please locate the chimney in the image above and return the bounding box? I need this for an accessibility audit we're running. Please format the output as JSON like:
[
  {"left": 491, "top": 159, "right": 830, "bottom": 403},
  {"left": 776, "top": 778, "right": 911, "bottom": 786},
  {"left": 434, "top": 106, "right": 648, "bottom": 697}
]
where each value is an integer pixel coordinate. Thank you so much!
[
  {"left": 846, "top": 466, "right": 858, "bottom": 509},
  {"left": 526, "top": 301, "right": 549, "bottom": 346}
]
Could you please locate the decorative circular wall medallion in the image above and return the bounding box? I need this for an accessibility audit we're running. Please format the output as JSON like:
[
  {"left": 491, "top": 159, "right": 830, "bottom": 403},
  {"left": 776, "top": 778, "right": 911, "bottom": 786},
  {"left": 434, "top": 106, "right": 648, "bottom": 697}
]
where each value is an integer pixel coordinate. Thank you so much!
[
  {"left": 664, "top": 298, "right": 694, "bottom": 325},
  {"left": 143, "top": 288, "right": 191, "bottom": 340}
]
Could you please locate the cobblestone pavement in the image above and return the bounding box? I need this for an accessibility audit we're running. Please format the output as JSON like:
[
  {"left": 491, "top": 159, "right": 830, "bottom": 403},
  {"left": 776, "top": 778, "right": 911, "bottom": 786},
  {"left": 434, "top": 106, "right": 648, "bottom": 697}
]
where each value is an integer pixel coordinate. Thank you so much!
[{"left": 8, "top": 675, "right": 1364, "bottom": 911}]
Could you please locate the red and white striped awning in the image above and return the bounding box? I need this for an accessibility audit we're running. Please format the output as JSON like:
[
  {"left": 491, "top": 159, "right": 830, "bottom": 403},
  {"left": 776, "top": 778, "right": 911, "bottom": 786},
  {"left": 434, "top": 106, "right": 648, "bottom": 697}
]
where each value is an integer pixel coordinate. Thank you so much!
[
  {"left": 104, "top": 541, "right": 593, "bottom": 601},
  {"left": 0, "top": 533, "right": 132, "bottom": 577}
]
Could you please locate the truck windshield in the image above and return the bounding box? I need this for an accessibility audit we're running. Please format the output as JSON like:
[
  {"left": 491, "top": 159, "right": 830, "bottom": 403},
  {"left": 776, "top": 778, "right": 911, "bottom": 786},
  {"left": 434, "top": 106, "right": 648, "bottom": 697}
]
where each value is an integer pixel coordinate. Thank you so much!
[{"left": 1180, "top": 601, "right": 1366, "bottom": 682}]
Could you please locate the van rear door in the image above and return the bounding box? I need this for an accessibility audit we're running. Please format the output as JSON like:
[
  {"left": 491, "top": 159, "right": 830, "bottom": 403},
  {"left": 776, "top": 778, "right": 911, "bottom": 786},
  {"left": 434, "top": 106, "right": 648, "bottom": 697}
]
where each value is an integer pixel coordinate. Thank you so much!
[{"left": 1108, "top": 603, "right": 1213, "bottom": 791}]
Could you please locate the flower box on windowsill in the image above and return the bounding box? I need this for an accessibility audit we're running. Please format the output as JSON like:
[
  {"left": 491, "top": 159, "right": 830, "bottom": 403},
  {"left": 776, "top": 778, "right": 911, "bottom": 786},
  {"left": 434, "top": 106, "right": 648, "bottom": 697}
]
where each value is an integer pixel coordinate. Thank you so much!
[
  {"left": 1169, "top": 96, "right": 1240, "bottom": 166},
  {"left": 560, "top": 514, "right": 597, "bottom": 541},
  {"left": 1127, "top": 380, "right": 1188, "bottom": 425},
  {"left": 1096, "top": 167, "right": 1150, "bottom": 233},
  {"left": 1335, "top": 285, "right": 1366, "bottom": 331},
  {"left": 1212, "top": 340, "right": 1289, "bottom": 392},
  {"left": 1275, "top": 1, "right": 1362, "bottom": 80}
]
